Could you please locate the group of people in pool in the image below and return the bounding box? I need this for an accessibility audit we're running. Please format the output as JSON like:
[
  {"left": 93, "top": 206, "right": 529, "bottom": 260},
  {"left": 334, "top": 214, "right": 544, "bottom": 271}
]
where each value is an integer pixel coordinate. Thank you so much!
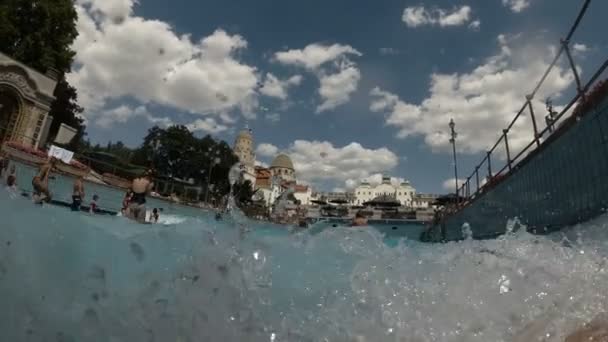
[{"left": 3, "top": 156, "right": 160, "bottom": 223}]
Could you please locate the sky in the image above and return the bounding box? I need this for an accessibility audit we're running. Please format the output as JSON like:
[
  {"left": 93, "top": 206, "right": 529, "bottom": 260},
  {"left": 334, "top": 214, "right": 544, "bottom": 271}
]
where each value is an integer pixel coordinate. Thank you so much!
[{"left": 68, "top": 0, "right": 608, "bottom": 193}]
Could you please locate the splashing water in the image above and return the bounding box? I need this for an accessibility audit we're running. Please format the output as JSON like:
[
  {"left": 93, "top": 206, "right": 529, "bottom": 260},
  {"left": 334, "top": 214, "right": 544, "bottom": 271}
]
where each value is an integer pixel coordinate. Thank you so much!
[{"left": 1, "top": 190, "right": 607, "bottom": 341}]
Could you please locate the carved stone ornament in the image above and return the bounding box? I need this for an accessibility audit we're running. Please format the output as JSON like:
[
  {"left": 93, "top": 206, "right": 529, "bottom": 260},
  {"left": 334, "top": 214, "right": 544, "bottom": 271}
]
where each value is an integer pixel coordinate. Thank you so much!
[{"left": 0, "top": 72, "right": 36, "bottom": 98}]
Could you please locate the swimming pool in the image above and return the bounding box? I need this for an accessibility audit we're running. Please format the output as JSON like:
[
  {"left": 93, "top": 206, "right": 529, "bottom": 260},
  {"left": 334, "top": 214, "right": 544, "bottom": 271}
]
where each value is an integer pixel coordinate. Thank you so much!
[{"left": 2, "top": 162, "right": 608, "bottom": 341}]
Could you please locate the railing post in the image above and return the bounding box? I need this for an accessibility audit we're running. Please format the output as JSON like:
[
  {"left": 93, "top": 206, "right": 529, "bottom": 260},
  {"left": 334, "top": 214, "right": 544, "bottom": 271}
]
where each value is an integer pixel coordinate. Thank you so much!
[
  {"left": 466, "top": 178, "right": 470, "bottom": 198},
  {"left": 526, "top": 95, "right": 541, "bottom": 146},
  {"left": 562, "top": 39, "right": 584, "bottom": 99},
  {"left": 487, "top": 151, "right": 493, "bottom": 179},
  {"left": 475, "top": 166, "right": 480, "bottom": 193},
  {"left": 503, "top": 129, "right": 512, "bottom": 171}
]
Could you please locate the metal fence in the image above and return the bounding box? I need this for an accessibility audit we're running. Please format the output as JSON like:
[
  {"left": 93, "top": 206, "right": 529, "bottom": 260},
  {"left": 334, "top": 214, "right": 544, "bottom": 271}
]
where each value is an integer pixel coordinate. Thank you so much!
[{"left": 451, "top": 0, "right": 608, "bottom": 212}]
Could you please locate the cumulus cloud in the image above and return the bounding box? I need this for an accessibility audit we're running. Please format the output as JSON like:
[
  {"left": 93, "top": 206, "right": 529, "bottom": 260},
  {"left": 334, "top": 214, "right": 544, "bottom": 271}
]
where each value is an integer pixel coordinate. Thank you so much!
[
  {"left": 468, "top": 20, "right": 481, "bottom": 31},
  {"left": 274, "top": 43, "right": 363, "bottom": 113},
  {"left": 402, "top": 5, "right": 474, "bottom": 28},
  {"left": 274, "top": 43, "right": 361, "bottom": 70},
  {"left": 316, "top": 61, "right": 361, "bottom": 113},
  {"left": 442, "top": 178, "right": 467, "bottom": 192},
  {"left": 257, "top": 141, "right": 399, "bottom": 186},
  {"left": 186, "top": 118, "right": 228, "bottom": 134},
  {"left": 259, "top": 73, "right": 303, "bottom": 99},
  {"left": 94, "top": 105, "right": 172, "bottom": 128},
  {"left": 256, "top": 143, "right": 279, "bottom": 157},
  {"left": 69, "top": 0, "right": 260, "bottom": 127},
  {"left": 370, "top": 34, "right": 576, "bottom": 156},
  {"left": 501, "top": 0, "right": 530, "bottom": 13}
]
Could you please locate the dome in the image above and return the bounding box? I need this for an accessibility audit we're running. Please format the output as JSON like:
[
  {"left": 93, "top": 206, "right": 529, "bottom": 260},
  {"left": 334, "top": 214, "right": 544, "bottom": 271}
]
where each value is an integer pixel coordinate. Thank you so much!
[{"left": 270, "top": 153, "right": 294, "bottom": 170}]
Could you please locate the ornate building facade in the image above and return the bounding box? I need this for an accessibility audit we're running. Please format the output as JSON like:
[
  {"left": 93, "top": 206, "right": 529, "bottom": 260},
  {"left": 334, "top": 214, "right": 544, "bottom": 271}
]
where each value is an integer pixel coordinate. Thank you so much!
[
  {"left": 354, "top": 175, "right": 416, "bottom": 207},
  {"left": 0, "top": 52, "right": 58, "bottom": 148}
]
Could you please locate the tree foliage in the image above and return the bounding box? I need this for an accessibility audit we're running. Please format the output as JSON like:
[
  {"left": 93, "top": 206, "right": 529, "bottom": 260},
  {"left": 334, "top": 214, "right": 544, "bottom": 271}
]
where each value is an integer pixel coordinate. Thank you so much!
[
  {"left": 132, "top": 125, "right": 239, "bottom": 201},
  {"left": 0, "top": 0, "right": 85, "bottom": 148}
]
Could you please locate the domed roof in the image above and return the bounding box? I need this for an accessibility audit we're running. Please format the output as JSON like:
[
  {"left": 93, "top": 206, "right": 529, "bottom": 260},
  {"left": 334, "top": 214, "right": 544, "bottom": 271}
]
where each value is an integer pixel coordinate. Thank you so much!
[{"left": 270, "top": 153, "right": 294, "bottom": 170}]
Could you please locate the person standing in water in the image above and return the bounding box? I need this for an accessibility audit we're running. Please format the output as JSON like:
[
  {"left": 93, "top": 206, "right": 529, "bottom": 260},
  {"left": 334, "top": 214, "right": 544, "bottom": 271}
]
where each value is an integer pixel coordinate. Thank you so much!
[
  {"left": 128, "top": 169, "right": 155, "bottom": 223},
  {"left": 152, "top": 208, "right": 159, "bottom": 223},
  {"left": 71, "top": 176, "right": 85, "bottom": 211},
  {"left": 89, "top": 194, "right": 99, "bottom": 214},
  {"left": 351, "top": 211, "right": 368, "bottom": 227},
  {"left": 32, "top": 157, "right": 57, "bottom": 203},
  {"left": 6, "top": 165, "right": 17, "bottom": 189}
]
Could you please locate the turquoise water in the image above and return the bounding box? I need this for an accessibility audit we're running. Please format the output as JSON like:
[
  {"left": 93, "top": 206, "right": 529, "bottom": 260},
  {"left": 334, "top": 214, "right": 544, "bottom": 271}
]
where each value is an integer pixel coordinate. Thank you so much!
[{"left": 2, "top": 161, "right": 608, "bottom": 341}]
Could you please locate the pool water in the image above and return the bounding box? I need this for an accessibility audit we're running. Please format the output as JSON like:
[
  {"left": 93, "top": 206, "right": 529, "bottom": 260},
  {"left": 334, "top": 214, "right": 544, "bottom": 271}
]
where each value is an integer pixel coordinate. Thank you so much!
[{"left": 2, "top": 163, "right": 608, "bottom": 341}]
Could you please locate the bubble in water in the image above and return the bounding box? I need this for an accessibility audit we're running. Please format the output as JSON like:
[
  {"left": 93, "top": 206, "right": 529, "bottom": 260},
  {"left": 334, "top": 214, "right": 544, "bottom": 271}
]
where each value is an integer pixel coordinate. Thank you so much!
[
  {"left": 229, "top": 163, "right": 242, "bottom": 185},
  {"left": 462, "top": 223, "right": 473, "bottom": 240},
  {"left": 498, "top": 274, "right": 511, "bottom": 294}
]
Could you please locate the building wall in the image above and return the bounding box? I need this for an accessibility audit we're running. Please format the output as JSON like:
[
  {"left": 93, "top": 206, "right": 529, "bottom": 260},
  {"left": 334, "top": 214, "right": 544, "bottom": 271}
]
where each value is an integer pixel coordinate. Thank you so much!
[
  {"left": 354, "top": 182, "right": 416, "bottom": 206},
  {"left": 294, "top": 188, "right": 312, "bottom": 205},
  {"left": 270, "top": 167, "right": 295, "bottom": 182}
]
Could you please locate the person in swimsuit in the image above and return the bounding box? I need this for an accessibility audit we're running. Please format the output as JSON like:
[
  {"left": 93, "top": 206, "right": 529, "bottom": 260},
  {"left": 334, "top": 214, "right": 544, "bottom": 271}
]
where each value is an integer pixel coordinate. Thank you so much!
[
  {"left": 121, "top": 190, "right": 133, "bottom": 216},
  {"left": 71, "top": 176, "right": 85, "bottom": 211},
  {"left": 6, "top": 165, "right": 17, "bottom": 189},
  {"left": 128, "top": 169, "right": 155, "bottom": 223},
  {"left": 152, "top": 208, "right": 159, "bottom": 223},
  {"left": 90, "top": 194, "right": 99, "bottom": 214},
  {"left": 32, "top": 157, "right": 57, "bottom": 203},
  {"left": 351, "top": 211, "right": 368, "bottom": 227}
]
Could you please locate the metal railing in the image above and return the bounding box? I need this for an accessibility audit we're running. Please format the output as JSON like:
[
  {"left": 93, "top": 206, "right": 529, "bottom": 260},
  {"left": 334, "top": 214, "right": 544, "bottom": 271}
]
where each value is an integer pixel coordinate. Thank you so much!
[{"left": 450, "top": 0, "right": 608, "bottom": 210}]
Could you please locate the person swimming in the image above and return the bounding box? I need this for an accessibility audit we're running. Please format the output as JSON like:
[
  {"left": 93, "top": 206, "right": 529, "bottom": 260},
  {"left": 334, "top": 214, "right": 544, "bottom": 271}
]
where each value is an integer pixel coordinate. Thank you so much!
[
  {"left": 128, "top": 169, "right": 155, "bottom": 223},
  {"left": 351, "top": 211, "right": 368, "bottom": 227},
  {"left": 32, "top": 157, "right": 57, "bottom": 203},
  {"left": 71, "top": 176, "right": 85, "bottom": 211},
  {"left": 152, "top": 208, "right": 159, "bottom": 223}
]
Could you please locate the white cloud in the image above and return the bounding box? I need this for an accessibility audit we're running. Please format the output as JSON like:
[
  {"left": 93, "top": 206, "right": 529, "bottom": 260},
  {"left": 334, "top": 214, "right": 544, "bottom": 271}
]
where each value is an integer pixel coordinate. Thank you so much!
[
  {"left": 264, "top": 112, "right": 281, "bottom": 123},
  {"left": 186, "top": 118, "right": 228, "bottom": 134},
  {"left": 274, "top": 43, "right": 362, "bottom": 112},
  {"left": 370, "top": 34, "right": 575, "bottom": 156},
  {"left": 256, "top": 143, "right": 279, "bottom": 157},
  {"left": 468, "top": 20, "right": 481, "bottom": 31},
  {"left": 573, "top": 43, "right": 588, "bottom": 54},
  {"left": 316, "top": 61, "right": 361, "bottom": 113},
  {"left": 94, "top": 105, "right": 172, "bottom": 128},
  {"left": 258, "top": 140, "right": 399, "bottom": 187},
  {"left": 379, "top": 47, "right": 400, "bottom": 56},
  {"left": 442, "top": 178, "right": 467, "bottom": 192},
  {"left": 77, "top": 0, "right": 136, "bottom": 22},
  {"left": 402, "top": 5, "right": 473, "bottom": 28},
  {"left": 259, "top": 73, "right": 302, "bottom": 99},
  {"left": 501, "top": 0, "right": 530, "bottom": 13},
  {"left": 274, "top": 43, "right": 361, "bottom": 70},
  {"left": 69, "top": 0, "right": 260, "bottom": 126}
]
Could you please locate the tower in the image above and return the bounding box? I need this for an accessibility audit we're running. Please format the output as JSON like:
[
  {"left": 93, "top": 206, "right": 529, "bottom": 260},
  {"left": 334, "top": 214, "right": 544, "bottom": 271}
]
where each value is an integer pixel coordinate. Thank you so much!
[{"left": 233, "top": 126, "right": 256, "bottom": 186}]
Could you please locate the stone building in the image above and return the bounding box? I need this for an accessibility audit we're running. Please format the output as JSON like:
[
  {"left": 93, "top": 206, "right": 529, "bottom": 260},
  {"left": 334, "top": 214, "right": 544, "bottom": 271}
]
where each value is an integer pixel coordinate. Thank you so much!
[
  {"left": 354, "top": 175, "right": 416, "bottom": 207},
  {"left": 0, "top": 52, "right": 58, "bottom": 148},
  {"left": 232, "top": 127, "right": 256, "bottom": 186},
  {"left": 269, "top": 153, "right": 295, "bottom": 182}
]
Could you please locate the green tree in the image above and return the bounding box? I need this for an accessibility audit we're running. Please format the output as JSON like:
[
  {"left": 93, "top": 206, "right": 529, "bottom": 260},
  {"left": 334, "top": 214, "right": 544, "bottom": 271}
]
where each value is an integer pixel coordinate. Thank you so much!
[
  {"left": 0, "top": 0, "right": 85, "bottom": 147},
  {"left": 133, "top": 125, "right": 239, "bottom": 201}
]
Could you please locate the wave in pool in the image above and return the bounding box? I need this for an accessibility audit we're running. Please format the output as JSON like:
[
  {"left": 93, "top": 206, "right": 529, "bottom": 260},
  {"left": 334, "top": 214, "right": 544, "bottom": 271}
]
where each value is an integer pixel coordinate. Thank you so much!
[{"left": 1, "top": 191, "right": 607, "bottom": 341}]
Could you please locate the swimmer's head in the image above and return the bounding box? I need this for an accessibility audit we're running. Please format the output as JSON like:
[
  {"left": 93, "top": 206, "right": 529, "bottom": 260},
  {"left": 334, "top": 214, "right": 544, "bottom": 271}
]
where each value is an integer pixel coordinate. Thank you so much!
[
  {"left": 93, "top": 194, "right": 99, "bottom": 201},
  {"left": 355, "top": 211, "right": 365, "bottom": 218},
  {"left": 49, "top": 157, "right": 58, "bottom": 165}
]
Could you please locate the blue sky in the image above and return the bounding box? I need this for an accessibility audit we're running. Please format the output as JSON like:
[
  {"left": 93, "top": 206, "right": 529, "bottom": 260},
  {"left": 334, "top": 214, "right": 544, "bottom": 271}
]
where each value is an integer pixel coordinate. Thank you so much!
[{"left": 70, "top": 0, "right": 608, "bottom": 193}]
